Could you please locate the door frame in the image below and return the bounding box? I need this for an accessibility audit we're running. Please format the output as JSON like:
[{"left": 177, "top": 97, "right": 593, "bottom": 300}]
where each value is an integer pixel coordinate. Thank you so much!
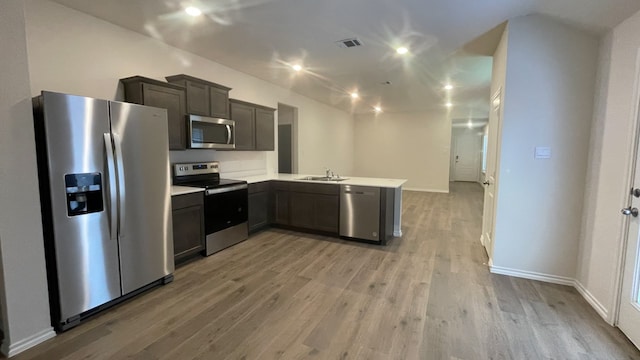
[
  {"left": 480, "top": 88, "right": 504, "bottom": 260},
  {"left": 613, "top": 59, "right": 640, "bottom": 326},
  {"left": 277, "top": 103, "right": 298, "bottom": 174}
]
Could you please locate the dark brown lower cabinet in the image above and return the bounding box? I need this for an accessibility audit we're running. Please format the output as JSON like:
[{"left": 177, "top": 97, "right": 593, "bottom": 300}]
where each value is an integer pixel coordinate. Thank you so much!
[
  {"left": 171, "top": 192, "right": 204, "bottom": 264},
  {"left": 313, "top": 194, "right": 339, "bottom": 233},
  {"left": 287, "top": 183, "right": 339, "bottom": 234},
  {"left": 248, "top": 182, "right": 270, "bottom": 233},
  {"left": 271, "top": 182, "right": 290, "bottom": 225},
  {"left": 290, "top": 192, "right": 315, "bottom": 229}
]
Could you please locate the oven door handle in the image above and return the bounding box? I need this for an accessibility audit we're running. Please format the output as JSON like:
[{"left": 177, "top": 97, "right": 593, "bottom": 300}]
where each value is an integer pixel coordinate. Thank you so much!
[
  {"left": 206, "top": 184, "right": 248, "bottom": 195},
  {"left": 226, "top": 124, "right": 232, "bottom": 144}
]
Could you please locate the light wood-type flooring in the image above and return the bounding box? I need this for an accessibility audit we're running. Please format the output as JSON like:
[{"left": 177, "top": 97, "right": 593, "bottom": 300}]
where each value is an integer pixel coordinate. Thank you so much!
[{"left": 12, "top": 182, "right": 640, "bottom": 359}]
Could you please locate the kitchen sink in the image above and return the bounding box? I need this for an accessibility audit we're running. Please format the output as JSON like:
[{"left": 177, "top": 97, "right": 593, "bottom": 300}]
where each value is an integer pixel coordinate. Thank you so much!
[{"left": 297, "top": 176, "right": 349, "bottom": 182}]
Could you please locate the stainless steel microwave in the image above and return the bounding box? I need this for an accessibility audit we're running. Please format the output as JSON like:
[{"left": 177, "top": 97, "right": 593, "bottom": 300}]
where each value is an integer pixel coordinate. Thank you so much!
[{"left": 188, "top": 115, "right": 235, "bottom": 149}]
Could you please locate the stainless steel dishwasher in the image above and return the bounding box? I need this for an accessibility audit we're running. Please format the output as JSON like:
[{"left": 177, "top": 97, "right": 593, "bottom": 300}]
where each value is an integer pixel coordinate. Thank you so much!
[{"left": 340, "top": 185, "right": 381, "bottom": 242}]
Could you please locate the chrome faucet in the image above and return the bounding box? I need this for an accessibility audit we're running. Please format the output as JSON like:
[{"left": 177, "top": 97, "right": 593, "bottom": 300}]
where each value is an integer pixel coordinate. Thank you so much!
[{"left": 325, "top": 167, "right": 331, "bottom": 178}]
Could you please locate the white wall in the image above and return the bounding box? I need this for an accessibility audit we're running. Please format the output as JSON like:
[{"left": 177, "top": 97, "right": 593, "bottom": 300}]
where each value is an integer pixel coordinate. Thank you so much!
[
  {"left": 353, "top": 111, "right": 451, "bottom": 192},
  {"left": 577, "top": 9, "right": 640, "bottom": 323},
  {"left": 24, "top": 0, "right": 355, "bottom": 178},
  {"left": 491, "top": 15, "right": 598, "bottom": 279},
  {"left": 0, "top": 0, "right": 55, "bottom": 356}
]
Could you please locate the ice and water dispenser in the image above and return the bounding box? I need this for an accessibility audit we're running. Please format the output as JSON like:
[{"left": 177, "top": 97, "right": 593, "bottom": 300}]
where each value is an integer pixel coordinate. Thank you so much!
[{"left": 64, "top": 173, "right": 103, "bottom": 216}]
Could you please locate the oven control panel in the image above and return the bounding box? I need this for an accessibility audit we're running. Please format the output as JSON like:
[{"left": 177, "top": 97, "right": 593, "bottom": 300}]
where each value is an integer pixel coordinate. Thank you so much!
[{"left": 174, "top": 162, "right": 219, "bottom": 177}]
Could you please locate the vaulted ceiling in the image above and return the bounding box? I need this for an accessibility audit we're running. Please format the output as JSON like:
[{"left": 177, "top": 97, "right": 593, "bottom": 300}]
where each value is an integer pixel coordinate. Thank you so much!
[{"left": 51, "top": 0, "right": 640, "bottom": 117}]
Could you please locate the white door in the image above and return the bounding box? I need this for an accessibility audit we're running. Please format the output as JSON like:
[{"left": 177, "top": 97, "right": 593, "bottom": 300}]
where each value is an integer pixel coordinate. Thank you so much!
[
  {"left": 453, "top": 130, "right": 481, "bottom": 182},
  {"left": 617, "top": 119, "right": 640, "bottom": 347},
  {"left": 481, "top": 89, "right": 502, "bottom": 259}
]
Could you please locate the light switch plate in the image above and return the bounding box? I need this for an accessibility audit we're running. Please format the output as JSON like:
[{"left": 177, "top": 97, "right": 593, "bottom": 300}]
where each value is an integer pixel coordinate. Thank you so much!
[{"left": 535, "top": 146, "right": 551, "bottom": 159}]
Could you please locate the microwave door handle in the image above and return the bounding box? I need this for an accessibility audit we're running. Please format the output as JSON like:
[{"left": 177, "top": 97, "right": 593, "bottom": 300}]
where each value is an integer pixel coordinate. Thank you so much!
[
  {"left": 113, "top": 133, "right": 126, "bottom": 236},
  {"left": 226, "top": 124, "right": 232, "bottom": 144},
  {"left": 103, "top": 133, "right": 117, "bottom": 241}
]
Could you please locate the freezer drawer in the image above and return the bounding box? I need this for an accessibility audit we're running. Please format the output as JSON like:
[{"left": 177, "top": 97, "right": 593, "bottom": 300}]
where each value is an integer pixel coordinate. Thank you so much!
[{"left": 340, "top": 185, "right": 381, "bottom": 242}]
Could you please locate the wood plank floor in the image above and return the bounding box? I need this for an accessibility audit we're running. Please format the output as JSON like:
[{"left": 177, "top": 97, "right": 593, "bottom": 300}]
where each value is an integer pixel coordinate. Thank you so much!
[{"left": 12, "top": 182, "right": 640, "bottom": 359}]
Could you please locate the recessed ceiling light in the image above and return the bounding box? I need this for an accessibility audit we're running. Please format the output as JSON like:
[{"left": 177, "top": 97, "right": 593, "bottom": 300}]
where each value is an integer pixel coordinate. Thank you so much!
[
  {"left": 374, "top": 106, "right": 382, "bottom": 113},
  {"left": 396, "top": 47, "right": 409, "bottom": 55},
  {"left": 185, "top": 6, "right": 202, "bottom": 16},
  {"left": 350, "top": 92, "right": 359, "bottom": 99},
  {"left": 291, "top": 64, "right": 302, "bottom": 72},
  {"left": 445, "top": 102, "right": 453, "bottom": 108},
  {"left": 444, "top": 84, "right": 453, "bottom": 90}
]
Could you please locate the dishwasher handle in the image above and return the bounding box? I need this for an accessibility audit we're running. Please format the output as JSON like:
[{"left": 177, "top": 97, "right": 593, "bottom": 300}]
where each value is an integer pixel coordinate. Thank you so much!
[{"left": 343, "top": 190, "right": 376, "bottom": 196}]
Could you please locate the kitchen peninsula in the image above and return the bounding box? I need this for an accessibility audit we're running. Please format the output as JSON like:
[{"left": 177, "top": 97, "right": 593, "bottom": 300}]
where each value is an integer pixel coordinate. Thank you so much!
[{"left": 234, "top": 174, "right": 406, "bottom": 244}]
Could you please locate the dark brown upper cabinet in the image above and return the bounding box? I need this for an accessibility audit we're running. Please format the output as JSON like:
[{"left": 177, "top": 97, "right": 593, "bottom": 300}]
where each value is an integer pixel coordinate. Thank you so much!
[
  {"left": 165, "top": 74, "right": 231, "bottom": 119},
  {"left": 120, "top": 76, "right": 187, "bottom": 150},
  {"left": 229, "top": 100, "right": 255, "bottom": 150},
  {"left": 229, "top": 99, "right": 275, "bottom": 151},
  {"left": 255, "top": 107, "right": 275, "bottom": 151}
]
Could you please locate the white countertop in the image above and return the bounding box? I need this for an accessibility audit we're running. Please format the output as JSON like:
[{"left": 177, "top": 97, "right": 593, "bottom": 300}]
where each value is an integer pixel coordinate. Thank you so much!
[
  {"left": 171, "top": 185, "right": 205, "bottom": 196},
  {"left": 230, "top": 174, "right": 407, "bottom": 188}
]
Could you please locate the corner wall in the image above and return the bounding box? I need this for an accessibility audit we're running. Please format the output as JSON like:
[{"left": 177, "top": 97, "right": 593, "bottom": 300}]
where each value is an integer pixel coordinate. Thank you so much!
[
  {"left": 0, "top": 0, "right": 55, "bottom": 356},
  {"left": 353, "top": 111, "right": 451, "bottom": 192},
  {"left": 577, "top": 8, "right": 640, "bottom": 323},
  {"left": 491, "top": 15, "right": 598, "bottom": 280}
]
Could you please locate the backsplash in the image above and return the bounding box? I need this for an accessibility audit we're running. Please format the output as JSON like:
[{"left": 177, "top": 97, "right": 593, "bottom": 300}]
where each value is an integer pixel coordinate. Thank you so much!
[{"left": 169, "top": 150, "right": 268, "bottom": 178}]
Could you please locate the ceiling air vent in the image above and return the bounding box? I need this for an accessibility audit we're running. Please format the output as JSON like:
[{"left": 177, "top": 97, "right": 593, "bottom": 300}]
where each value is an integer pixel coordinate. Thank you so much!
[{"left": 336, "top": 38, "right": 363, "bottom": 48}]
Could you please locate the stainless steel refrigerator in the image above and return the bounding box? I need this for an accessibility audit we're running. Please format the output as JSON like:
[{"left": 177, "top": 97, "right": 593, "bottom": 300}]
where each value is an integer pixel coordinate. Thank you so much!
[{"left": 33, "top": 91, "right": 174, "bottom": 331}]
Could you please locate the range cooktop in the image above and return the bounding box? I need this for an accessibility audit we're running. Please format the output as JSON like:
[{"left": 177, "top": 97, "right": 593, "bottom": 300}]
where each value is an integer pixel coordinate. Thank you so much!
[{"left": 172, "top": 162, "right": 246, "bottom": 189}]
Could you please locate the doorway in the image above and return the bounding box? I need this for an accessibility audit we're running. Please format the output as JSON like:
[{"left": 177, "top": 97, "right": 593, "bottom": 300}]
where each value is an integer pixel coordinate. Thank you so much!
[
  {"left": 451, "top": 127, "right": 483, "bottom": 182},
  {"left": 277, "top": 104, "right": 298, "bottom": 174}
]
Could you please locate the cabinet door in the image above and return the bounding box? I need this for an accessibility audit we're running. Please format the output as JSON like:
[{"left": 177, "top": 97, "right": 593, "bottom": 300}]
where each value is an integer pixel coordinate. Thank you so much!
[
  {"left": 273, "top": 190, "right": 290, "bottom": 225},
  {"left": 209, "top": 86, "right": 230, "bottom": 119},
  {"left": 141, "top": 83, "right": 186, "bottom": 150},
  {"left": 314, "top": 194, "right": 339, "bottom": 233},
  {"left": 186, "top": 81, "right": 209, "bottom": 116},
  {"left": 248, "top": 191, "right": 269, "bottom": 233},
  {"left": 255, "top": 108, "right": 275, "bottom": 151},
  {"left": 172, "top": 204, "right": 204, "bottom": 262},
  {"left": 230, "top": 101, "right": 255, "bottom": 150},
  {"left": 290, "top": 192, "right": 315, "bottom": 229}
]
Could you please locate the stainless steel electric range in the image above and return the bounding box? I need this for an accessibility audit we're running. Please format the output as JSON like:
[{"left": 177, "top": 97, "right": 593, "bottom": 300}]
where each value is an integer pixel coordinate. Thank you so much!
[{"left": 173, "top": 162, "right": 248, "bottom": 255}]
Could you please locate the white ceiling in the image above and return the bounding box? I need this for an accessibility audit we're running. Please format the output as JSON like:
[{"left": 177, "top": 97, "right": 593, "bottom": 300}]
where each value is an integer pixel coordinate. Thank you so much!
[{"left": 51, "top": 0, "right": 640, "bottom": 117}]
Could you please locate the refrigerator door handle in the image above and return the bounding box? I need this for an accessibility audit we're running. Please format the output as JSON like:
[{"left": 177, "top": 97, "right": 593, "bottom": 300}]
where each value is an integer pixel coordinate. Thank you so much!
[
  {"left": 103, "top": 133, "right": 118, "bottom": 241},
  {"left": 113, "top": 133, "right": 126, "bottom": 236}
]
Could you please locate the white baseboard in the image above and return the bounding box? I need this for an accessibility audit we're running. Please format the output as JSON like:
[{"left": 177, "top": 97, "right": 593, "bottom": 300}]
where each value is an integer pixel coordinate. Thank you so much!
[
  {"left": 489, "top": 264, "right": 575, "bottom": 286},
  {"left": 488, "top": 264, "right": 613, "bottom": 324},
  {"left": 403, "top": 187, "right": 449, "bottom": 193},
  {"left": 574, "top": 280, "right": 610, "bottom": 322},
  {"left": 1, "top": 327, "right": 56, "bottom": 357}
]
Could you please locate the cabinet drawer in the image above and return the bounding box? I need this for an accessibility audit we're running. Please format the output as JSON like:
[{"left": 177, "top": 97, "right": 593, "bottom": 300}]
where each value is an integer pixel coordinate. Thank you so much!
[
  {"left": 248, "top": 181, "right": 270, "bottom": 194},
  {"left": 289, "top": 182, "right": 339, "bottom": 195},
  {"left": 172, "top": 191, "right": 204, "bottom": 210},
  {"left": 271, "top": 181, "right": 290, "bottom": 191}
]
